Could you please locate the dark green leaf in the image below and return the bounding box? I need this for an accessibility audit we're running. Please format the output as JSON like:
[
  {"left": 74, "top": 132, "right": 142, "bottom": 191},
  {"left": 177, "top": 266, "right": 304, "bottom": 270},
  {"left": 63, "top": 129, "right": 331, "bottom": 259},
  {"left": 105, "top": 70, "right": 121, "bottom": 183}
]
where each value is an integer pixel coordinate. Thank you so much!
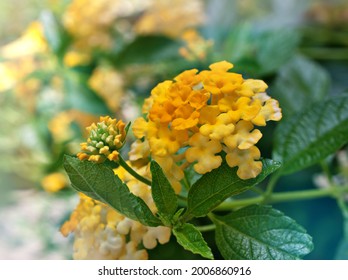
[
  {"left": 150, "top": 161, "right": 178, "bottom": 224},
  {"left": 173, "top": 223, "right": 213, "bottom": 259},
  {"left": 113, "top": 36, "right": 180, "bottom": 67},
  {"left": 212, "top": 205, "right": 313, "bottom": 260},
  {"left": 273, "top": 94, "right": 348, "bottom": 175},
  {"left": 64, "top": 70, "right": 111, "bottom": 115},
  {"left": 185, "top": 159, "right": 281, "bottom": 219},
  {"left": 271, "top": 56, "right": 330, "bottom": 117},
  {"left": 63, "top": 155, "right": 162, "bottom": 226}
]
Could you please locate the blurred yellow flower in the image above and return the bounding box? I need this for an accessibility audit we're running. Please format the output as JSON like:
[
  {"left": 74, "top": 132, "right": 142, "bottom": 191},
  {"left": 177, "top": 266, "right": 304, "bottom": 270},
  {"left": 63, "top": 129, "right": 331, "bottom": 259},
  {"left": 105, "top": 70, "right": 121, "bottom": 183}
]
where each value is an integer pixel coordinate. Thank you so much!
[
  {"left": 63, "top": 0, "right": 119, "bottom": 50},
  {"left": 63, "top": 51, "right": 91, "bottom": 67},
  {"left": 135, "top": 0, "right": 205, "bottom": 38},
  {"left": 0, "top": 21, "right": 49, "bottom": 105},
  {"left": 48, "top": 111, "right": 75, "bottom": 143},
  {"left": 88, "top": 66, "right": 124, "bottom": 112},
  {"left": 0, "top": 58, "right": 40, "bottom": 94},
  {"left": 1, "top": 21, "right": 47, "bottom": 59},
  {"left": 41, "top": 172, "right": 68, "bottom": 193},
  {"left": 179, "top": 29, "right": 214, "bottom": 61}
]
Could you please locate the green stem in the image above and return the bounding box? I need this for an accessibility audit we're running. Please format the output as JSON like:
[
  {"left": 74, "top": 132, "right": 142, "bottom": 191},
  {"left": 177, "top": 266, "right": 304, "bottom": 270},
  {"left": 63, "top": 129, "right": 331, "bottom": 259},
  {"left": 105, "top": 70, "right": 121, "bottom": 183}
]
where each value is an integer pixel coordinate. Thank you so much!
[
  {"left": 177, "top": 194, "right": 188, "bottom": 202},
  {"left": 216, "top": 185, "right": 348, "bottom": 211},
  {"left": 196, "top": 224, "right": 216, "bottom": 232},
  {"left": 337, "top": 198, "right": 348, "bottom": 239},
  {"left": 264, "top": 171, "right": 280, "bottom": 198},
  {"left": 118, "top": 155, "right": 152, "bottom": 186},
  {"left": 250, "top": 186, "right": 264, "bottom": 195},
  {"left": 181, "top": 174, "right": 191, "bottom": 191}
]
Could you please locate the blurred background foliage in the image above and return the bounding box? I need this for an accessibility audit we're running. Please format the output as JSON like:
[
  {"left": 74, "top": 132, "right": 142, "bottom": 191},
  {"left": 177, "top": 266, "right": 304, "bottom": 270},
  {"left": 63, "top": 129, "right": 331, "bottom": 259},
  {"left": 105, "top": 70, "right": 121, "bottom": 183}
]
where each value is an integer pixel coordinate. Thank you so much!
[{"left": 0, "top": 0, "right": 348, "bottom": 259}]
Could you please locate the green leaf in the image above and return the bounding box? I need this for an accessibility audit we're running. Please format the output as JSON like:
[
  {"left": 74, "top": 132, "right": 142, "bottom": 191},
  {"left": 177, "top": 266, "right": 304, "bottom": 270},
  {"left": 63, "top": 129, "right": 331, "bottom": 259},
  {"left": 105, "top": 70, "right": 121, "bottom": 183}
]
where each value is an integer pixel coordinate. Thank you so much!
[
  {"left": 220, "top": 26, "right": 299, "bottom": 76},
  {"left": 335, "top": 239, "right": 348, "bottom": 260},
  {"left": 113, "top": 36, "right": 180, "bottom": 67},
  {"left": 173, "top": 223, "right": 213, "bottom": 259},
  {"left": 222, "top": 23, "right": 254, "bottom": 63},
  {"left": 271, "top": 56, "right": 330, "bottom": 117},
  {"left": 150, "top": 161, "right": 178, "bottom": 224},
  {"left": 255, "top": 29, "right": 300, "bottom": 75},
  {"left": 273, "top": 94, "right": 348, "bottom": 175},
  {"left": 185, "top": 158, "right": 281, "bottom": 219},
  {"left": 335, "top": 216, "right": 348, "bottom": 259},
  {"left": 212, "top": 205, "right": 314, "bottom": 260},
  {"left": 63, "top": 155, "right": 162, "bottom": 227}
]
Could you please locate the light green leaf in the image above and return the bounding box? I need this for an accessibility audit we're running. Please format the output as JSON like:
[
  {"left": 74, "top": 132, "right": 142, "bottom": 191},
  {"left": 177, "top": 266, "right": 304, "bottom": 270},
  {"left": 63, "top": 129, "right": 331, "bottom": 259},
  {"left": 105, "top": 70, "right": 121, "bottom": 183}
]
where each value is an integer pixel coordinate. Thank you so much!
[
  {"left": 185, "top": 159, "right": 281, "bottom": 219},
  {"left": 271, "top": 56, "right": 330, "bottom": 117},
  {"left": 63, "top": 155, "right": 162, "bottom": 227},
  {"left": 212, "top": 205, "right": 313, "bottom": 260},
  {"left": 150, "top": 161, "right": 178, "bottom": 225},
  {"left": 40, "top": 11, "right": 69, "bottom": 56},
  {"left": 173, "top": 223, "right": 213, "bottom": 259},
  {"left": 273, "top": 94, "right": 348, "bottom": 175}
]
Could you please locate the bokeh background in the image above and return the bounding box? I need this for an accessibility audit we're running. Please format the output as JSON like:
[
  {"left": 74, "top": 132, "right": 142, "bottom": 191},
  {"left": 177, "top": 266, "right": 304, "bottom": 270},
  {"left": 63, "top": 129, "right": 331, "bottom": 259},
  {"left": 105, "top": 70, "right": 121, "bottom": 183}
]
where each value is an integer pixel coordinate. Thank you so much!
[{"left": 1, "top": 0, "right": 348, "bottom": 259}]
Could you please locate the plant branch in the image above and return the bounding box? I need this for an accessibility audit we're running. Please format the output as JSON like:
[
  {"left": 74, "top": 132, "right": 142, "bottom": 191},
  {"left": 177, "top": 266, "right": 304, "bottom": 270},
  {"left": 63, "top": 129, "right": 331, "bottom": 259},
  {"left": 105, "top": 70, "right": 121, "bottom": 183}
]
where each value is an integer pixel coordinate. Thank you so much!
[
  {"left": 300, "top": 47, "right": 348, "bottom": 60},
  {"left": 215, "top": 185, "right": 348, "bottom": 211},
  {"left": 264, "top": 171, "right": 280, "bottom": 197}
]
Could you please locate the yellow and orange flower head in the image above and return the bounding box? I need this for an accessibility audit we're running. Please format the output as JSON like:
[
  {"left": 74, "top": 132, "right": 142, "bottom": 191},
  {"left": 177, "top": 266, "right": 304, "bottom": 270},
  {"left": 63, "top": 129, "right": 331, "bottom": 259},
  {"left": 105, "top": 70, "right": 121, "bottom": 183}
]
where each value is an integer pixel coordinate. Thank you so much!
[
  {"left": 132, "top": 61, "right": 282, "bottom": 187},
  {"left": 77, "top": 116, "right": 127, "bottom": 163}
]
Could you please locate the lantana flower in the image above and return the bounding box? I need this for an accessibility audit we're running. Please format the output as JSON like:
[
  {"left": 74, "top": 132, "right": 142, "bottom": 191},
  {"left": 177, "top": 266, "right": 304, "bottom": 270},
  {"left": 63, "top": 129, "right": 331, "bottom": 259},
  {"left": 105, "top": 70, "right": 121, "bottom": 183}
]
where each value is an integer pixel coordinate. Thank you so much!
[{"left": 132, "top": 60, "right": 281, "bottom": 187}]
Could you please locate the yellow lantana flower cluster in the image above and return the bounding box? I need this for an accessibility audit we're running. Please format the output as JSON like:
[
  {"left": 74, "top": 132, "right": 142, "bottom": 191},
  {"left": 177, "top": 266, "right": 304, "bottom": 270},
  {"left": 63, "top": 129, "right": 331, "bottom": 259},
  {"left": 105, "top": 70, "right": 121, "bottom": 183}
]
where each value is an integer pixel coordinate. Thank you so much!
[
  {"left": 77, "top": 116, "right": 127, "bottom": 163},
  {"left": 133, "top": 61, "right": 281, "bottom": 190},
  {"left": 61, "top": 191, "right": 170, "bottom": 260}
]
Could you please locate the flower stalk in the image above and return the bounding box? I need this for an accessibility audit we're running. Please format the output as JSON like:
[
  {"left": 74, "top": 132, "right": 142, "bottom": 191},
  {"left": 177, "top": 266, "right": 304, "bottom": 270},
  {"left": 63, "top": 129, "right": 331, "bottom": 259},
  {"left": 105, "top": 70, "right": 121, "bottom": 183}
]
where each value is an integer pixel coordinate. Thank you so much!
[{"left": 117, "top": 155, "right": 152, "bottom": 186}]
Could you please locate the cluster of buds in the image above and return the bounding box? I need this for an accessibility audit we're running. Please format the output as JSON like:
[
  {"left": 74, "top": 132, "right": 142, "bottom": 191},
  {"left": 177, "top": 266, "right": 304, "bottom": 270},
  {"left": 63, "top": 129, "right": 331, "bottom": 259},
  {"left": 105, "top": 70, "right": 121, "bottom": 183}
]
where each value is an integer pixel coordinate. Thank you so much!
[{"left": 77, "top": 116, "right": 127, "bottom": 163}]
